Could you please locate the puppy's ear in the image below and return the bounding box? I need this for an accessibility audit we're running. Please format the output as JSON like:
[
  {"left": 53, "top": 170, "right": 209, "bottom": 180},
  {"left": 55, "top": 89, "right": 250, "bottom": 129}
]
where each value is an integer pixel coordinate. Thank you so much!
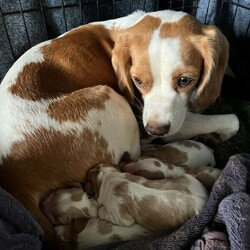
[
  {"left": 112, "top": 35, "right": 134, "bottom": 102},
  {"left": 192, "top": 25, "right": 229, "bottom": 110},
  {"left": 84, "top": 167, "right": 100, "bottom": 199}
]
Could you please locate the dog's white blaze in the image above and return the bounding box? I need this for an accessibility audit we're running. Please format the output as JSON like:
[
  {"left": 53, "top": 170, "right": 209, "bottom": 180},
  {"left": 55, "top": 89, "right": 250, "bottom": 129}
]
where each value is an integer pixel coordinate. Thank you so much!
[{"left": 143, "top": 30, "right": 187, "bottom": 135}]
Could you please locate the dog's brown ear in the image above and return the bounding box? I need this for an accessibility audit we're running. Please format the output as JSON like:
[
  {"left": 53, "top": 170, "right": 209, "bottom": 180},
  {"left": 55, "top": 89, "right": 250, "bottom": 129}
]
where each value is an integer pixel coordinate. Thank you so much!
[
  {"left": 192, "top": 25, "right": 229, "bottom": 110},
  {"left": 112, "top": 35, "right": 134, "bottom": 102}
]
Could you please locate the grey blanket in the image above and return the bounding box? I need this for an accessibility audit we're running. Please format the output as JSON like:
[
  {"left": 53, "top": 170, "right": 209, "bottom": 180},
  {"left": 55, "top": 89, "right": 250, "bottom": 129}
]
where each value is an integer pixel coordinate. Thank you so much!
[{"left": 0, "top": 187, "right": 44, "bottom": 250}]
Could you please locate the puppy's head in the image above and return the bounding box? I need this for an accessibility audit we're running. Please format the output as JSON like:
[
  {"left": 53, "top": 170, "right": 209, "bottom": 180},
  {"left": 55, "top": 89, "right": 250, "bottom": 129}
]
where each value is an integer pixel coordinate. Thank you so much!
[
  {"left": 40, "top": 184, "right": 86, "bottom": 225},
  {"left": 121, "top": 157, "right": 166, "bottom": 180},
  {"left": 112, "top": 10, "right": 229, "bottom": 136},
  {"left": 84, "top": 163, "right": 119, "bottom": 199}
]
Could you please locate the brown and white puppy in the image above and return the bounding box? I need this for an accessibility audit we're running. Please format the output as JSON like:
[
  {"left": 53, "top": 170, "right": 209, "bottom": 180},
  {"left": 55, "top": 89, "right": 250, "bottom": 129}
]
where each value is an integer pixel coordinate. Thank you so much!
[
  {"left": 41, "top": 185, "right": 100, "bottom": 225},
  {"left": 0, "top": 10, "right": 239, "bottom": 247},
  {"left": 141, "top": 139, "right": 216, "bottom": 168},
  {"left": 122, "top": 157, "right": 221, "bottom": 192},
  {"left": 41, "top": 187, "right": 149, "bottom": 249},
  {"left": 85, "top": 164, "right": 208, "bottom": 232},
  {"left": 135, "top": 140, "right": 220, "bottom": 191}
]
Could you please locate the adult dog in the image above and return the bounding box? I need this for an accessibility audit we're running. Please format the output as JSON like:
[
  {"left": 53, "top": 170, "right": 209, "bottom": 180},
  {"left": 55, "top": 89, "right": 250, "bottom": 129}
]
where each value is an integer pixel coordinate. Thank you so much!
[{"left": 0, "top": 10, "right": 239, "bottom": 248}]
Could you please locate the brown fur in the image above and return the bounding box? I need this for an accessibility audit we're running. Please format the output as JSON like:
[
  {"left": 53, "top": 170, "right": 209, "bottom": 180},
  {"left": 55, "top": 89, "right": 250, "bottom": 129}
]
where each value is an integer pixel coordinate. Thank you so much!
[{"left": 142, "top": 145, "right": 189, "bottom": 166}]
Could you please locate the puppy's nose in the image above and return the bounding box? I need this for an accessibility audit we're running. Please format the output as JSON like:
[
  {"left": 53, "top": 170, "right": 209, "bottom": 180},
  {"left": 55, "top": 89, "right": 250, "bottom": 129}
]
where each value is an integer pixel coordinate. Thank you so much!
[{"left": 145, "top": 122, "right": 170, "bottom": 136}]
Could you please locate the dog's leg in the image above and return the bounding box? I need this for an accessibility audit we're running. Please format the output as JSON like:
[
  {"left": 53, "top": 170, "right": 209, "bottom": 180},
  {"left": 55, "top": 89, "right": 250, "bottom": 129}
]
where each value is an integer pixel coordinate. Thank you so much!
[{"left": 160, "top": 112, "right": 239, "bottom": 143}]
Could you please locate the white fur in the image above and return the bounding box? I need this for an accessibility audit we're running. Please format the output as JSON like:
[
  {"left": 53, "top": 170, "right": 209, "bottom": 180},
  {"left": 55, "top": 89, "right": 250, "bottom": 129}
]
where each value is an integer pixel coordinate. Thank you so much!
[{"left": 148, "top": 10, "right": 187, "bottom": 22}]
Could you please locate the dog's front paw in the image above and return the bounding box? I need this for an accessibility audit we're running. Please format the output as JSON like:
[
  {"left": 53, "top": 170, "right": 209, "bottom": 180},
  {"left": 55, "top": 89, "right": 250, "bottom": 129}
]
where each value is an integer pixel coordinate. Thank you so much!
[{"left": 217, "top": 114, "right": 240, "bottom": 141}]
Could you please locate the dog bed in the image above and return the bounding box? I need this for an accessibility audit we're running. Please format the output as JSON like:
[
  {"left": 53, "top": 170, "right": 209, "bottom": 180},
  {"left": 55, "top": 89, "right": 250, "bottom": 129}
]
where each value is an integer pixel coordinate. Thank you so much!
[{"left": 0, "top": 0, "right": 249, "bottom": 249}]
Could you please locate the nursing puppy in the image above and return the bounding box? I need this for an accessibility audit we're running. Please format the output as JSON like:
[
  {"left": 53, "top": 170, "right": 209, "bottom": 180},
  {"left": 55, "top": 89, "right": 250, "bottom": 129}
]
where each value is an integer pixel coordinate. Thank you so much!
[
  {"left": 41, "top": 186, "right": 149, "bottom": 249},
  {"left": 85, "top": 164, "right": 208, "bottom": 232}
]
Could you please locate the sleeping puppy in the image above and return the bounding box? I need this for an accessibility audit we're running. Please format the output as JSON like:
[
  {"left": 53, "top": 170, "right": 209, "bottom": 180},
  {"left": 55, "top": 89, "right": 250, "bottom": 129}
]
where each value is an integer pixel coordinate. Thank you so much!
[
  {"left": 41, "top": 186, "right": 149, "bottom": 249},
  {"left": 133, "top": 139, "right": 221, "bottom": 191},
  {"left": 85, "top": 163, "right": 208, "bottom": 232},
  {"left": 122, "top": 157, "right": 221, "bottom": 191}
]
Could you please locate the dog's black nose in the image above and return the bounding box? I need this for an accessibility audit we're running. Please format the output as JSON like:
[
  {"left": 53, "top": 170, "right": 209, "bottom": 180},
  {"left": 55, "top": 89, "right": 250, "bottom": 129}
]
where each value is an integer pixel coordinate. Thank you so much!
[{"left": 145, "top": 122, "right": 170, "bottom": 136}]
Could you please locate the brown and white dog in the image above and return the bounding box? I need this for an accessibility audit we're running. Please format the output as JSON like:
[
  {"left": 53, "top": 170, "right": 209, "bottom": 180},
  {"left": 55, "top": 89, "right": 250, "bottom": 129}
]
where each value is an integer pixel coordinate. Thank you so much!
[{"left": 0, "top": 10, "right": 239, "bottom": 248}]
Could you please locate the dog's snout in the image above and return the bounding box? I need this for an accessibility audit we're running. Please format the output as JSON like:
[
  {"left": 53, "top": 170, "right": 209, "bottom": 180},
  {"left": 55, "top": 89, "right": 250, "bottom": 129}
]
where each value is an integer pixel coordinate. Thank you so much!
[{"left": 145, "top": 122, "right": 170, "bottom": 136}]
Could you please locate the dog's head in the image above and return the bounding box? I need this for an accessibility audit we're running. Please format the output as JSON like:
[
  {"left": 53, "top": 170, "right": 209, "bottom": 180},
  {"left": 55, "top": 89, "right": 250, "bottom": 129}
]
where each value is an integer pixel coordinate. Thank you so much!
[{"left": 112, "top": 10, "right": 229, "bottom": 136}]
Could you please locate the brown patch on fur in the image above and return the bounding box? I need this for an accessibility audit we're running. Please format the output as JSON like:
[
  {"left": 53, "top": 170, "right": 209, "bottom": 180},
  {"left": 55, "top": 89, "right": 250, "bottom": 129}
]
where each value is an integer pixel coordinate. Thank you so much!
[
  {"left": 114, "top": 181, "right": 129, "bottom": 196},
  {"left": 194, "top": 132, "right": 222, "bottom": 147},
  {"left": 134, "top": 194, "right": 196, "bottom": 232},
  {"left": 9, "top": 25, "right": 118, "bottom": 101},
  {"left": 98, "top": 219, "right": 113, "bottom": 235},
  {"left": 125, "top": 174, "right": 144, "bottom": 183},
  {"left": 119, "top": 151, "right": 131, "bottom": 163},
  {"left": 85, "top": 166, "right": 101, "bottom": 199},
  {"left": 70, "top": 189, "right": 84, "bottom": 202},
  {"left": 168, "top": 163, "right": 174, "bottom": 170},
  {"left": 48, "top": 86, "right": 111, "bottom": 122},
  {"left": 112, "top": 16, "right": 161, "bottom": 100},
  {"left": 73, "top": 218, "right": 88, "bottom": 234},
  {"left": 176, "top": 140, "right": 201, "bottom": 149},
  {"left": 143, "top": 175, "right": 191, "bottom": 194},
  {"left": 142, "top": 145, "right": 188, "bottom": 166},
  {"left": 160, "top": 15, "right": 203, "bottom": 39},
  {"left": 109, "top": 233, "right": 122, "bottom": 243},
  {"left": 134, "top": 169, "right": 164, "bottom": 180},
  {"left": 154, "top": 160, "right": 161, "bottom": 167},
  {"left": 81, "top": 208, "right": 91, "bottom": 218},
  {"left": 185, "top": 166, "right": 221, "bottom": 191}
]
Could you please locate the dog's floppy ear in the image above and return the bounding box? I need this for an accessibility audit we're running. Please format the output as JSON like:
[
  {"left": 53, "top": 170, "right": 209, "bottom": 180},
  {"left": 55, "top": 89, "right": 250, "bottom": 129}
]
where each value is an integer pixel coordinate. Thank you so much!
[
  {"left": 192, "top": 25, "right": 229, "bottom": 110},
  {"left": 112, "top": 35, "right": 134, "bottom": 102}
]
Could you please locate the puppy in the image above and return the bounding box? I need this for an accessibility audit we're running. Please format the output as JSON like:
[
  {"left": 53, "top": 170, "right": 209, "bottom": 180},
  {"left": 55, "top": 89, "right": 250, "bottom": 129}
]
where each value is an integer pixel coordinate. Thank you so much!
[
  {"left": 41, "top": 186, "right": 149, "bottom": 249},
  {"left": 85, "top": 164, "right": 208, "bottom": 232}
]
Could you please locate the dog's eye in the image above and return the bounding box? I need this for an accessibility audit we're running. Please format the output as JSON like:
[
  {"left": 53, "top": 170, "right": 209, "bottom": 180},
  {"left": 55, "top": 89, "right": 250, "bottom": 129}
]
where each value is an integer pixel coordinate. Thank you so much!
[
  {"left": 178, "top": 77, "right": 193, "bottom": 87},
  {"left": 132, "top": 77, "right": 146, "bottom": 89}
]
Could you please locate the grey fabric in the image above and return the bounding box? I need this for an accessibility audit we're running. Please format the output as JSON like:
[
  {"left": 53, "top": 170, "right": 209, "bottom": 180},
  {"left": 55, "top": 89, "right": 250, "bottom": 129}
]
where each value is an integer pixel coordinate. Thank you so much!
[
  {"left": 0, "top": 187, "right": 44, "bottom": 250},
  {"left": 196, "top": 0, "right": 250, "bottom": 38}
]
